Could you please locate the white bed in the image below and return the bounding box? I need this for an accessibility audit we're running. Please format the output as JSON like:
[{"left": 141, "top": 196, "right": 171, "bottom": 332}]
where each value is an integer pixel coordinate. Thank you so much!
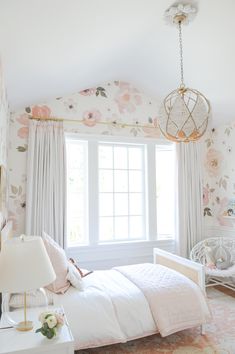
[
  {"left": 52, "top": 249, "right": 210, "bottom": 350},
  {"left": 0, "top": 226, "right": 211, "bottom": 351}
]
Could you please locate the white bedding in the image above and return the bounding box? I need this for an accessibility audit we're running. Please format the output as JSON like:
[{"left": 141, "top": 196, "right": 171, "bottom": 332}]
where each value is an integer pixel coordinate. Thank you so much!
[{"left": 53, "top": 263, "right": 211, "bottom": 350}]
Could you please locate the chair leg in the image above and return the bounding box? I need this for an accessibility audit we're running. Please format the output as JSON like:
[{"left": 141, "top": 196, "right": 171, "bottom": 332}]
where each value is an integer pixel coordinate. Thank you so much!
[{"left": 200, "top": 324, "right": 206, "bottom": 335}]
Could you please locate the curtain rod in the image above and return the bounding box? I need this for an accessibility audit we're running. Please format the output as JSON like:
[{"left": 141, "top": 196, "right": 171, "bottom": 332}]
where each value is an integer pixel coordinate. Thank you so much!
[{"left": 29, "top": 116, "right": 156, "bottom": 129}]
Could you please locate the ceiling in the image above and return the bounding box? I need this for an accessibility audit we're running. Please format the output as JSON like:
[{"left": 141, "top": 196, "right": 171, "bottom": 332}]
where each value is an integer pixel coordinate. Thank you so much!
[{"left": 0, "top": 0, "right": 235, "bottom": 126}]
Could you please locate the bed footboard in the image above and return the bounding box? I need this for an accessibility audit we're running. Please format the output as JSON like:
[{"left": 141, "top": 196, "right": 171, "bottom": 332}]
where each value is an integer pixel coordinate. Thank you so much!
[{"left": 153, "top": 248, "right": 205, "bottom": 294}]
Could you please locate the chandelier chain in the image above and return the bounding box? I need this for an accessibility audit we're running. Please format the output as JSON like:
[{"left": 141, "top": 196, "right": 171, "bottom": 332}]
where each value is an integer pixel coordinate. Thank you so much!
[{"left": 178, "top": 21, "right": 184, "bottom": 87}]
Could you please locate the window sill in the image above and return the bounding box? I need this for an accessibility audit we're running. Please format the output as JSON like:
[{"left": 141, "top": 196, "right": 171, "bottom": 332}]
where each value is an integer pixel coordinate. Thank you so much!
[{"left": 66, "top": 239, "right": 175, "bottom": 269}]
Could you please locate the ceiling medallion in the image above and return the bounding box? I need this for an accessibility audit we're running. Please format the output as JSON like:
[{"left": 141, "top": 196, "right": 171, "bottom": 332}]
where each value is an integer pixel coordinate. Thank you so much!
[{"left": 159, "top": 3, "right": 210, "bottom": 143}]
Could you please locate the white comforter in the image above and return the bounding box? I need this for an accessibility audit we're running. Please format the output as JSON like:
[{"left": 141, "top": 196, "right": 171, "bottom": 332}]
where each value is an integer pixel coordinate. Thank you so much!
[{"left": 53, "top": 263, "right": 211, "bottom": 350}]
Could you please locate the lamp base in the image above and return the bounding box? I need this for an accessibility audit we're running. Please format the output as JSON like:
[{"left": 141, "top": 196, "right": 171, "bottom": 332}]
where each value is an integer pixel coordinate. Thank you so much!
[{"left": 16, "top": 321, "right": 33, "bottom": 332}]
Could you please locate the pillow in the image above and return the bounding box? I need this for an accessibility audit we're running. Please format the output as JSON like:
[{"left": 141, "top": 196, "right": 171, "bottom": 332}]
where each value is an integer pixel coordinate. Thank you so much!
[
  {"left": 214, "top": 245, "right": 232, "bottom": 270},
  {"left": 9, "top": 289, "right": 54, "bottom": 309},
  {"left": 42, "top": 232, "right": 70, "bottom": 294},
  {"left": 204, "top": 245, "right": 216, "bottom": 269},
  {"left": 66, "top": 262, "right": 84, "bottom": 291}
]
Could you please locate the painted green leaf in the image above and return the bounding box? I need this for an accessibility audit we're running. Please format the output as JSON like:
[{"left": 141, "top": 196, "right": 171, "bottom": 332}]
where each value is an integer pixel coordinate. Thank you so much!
[
  {"left": 17, "top": 145, "right": 27, "bottom": 152},
  {"left": 18, "top": 186, "right": 22, "bottom": 195},
  {"left": 100, "top": 91, "right": 107, "bottom": 97},
  {"left": 11, "top": 185, "right": 18, "bottom": 194},
  {"left": 204, "top": 207, "right": 212, "bottom": 217},
  {"left": 25, "top": 107, "right": 31, "bottom": 113},
  {"left": 222, "top": 179, "right": 227, "bottom": 190}
]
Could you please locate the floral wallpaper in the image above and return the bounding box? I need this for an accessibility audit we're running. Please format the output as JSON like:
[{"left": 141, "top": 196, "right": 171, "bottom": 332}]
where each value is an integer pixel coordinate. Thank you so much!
[
  {"left": 203, "top": 123, "right": 235, "bottom": 230},
  {"left": 8, "top": 81, "right": 162, "bottom": 235},
  {"left": 0, "top": 61, "right": 9, "bottom": 228}
]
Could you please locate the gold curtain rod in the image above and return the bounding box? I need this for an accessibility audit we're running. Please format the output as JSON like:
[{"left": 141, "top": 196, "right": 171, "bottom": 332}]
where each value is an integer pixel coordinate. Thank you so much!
[{"left": 29, "top": 116, "right": 156, "bottom": 129}]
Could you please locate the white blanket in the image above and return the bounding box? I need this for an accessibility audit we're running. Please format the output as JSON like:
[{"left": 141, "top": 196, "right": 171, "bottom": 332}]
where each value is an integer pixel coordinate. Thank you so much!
[
  {"left": 54, "top": 269, "right": 156, "bottom": 349},
  {"left": 53, "top": 264, "right": 211, "bottom": 350}
]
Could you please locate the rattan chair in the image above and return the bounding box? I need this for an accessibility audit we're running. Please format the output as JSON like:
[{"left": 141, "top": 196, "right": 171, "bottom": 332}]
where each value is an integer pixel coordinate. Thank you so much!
[{"left": 190, "top": 237, "right": 235, "bottom": 291}]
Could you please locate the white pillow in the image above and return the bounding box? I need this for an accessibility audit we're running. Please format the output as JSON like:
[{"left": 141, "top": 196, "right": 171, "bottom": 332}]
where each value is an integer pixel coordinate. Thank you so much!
[
  {"left": 66, "top": 262, "right": 84, "bottom": 291},
  {"left": 9, "top": 289, "right": 54, "bottom": 309}
]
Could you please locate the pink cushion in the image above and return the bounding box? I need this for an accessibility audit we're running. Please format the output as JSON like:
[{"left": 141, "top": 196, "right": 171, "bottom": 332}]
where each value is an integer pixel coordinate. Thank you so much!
[{"left": 42, "top": 232, "right": 70, "bottom": 294}]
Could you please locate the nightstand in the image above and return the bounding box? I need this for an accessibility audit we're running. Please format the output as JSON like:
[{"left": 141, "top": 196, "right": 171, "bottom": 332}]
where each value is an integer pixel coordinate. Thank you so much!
[{"left": 0, "top": 306, "right": 74, "bottom": 354}]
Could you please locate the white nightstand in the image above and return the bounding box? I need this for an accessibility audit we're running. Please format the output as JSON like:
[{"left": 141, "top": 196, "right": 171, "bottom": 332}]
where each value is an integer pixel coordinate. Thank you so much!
[{"left": 0, "top": 306, "right": 74, "bottom": 354}]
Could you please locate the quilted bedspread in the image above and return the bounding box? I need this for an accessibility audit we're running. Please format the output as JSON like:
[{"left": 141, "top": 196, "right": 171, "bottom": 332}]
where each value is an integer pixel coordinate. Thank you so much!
[{"left": 115, "top": 263, "right": 211, "bottom": 336}]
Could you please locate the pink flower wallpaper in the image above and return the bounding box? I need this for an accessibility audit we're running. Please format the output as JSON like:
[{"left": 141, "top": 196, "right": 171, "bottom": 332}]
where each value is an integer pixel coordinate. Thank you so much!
[
  {"left": 0, "top": 62, "right": 9, "bottom": 228},
  {"left": 203, "top": 123, "right": 235, "bottom": 230},
  {"left": 8, "top": 81, "right": 162, "bottom": 235},
  {"left": 8, "top": 78, "right": 235, "bottom": 236}
]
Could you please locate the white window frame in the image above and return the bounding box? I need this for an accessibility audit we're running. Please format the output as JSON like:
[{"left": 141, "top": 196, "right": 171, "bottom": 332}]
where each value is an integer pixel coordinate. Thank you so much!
[
  {"left": 66, "top": 133, "right": 175, "bottom": 254},
  {"left": 98, "top": 141, "right": 147, "bottom": 243}
]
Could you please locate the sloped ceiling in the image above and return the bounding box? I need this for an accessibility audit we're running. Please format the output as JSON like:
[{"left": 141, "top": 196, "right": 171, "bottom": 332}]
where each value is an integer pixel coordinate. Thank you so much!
[{"left": 0, "top": 0, "right": 235, "bottom": 126}]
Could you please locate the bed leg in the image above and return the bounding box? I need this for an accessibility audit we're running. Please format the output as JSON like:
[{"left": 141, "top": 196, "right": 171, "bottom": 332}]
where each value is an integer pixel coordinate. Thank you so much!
[{"left": 200, "top": 324, "right": 206, "bottom": 335}]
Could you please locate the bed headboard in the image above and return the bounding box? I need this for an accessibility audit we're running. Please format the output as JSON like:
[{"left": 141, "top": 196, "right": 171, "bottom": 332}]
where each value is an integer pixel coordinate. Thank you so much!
[{"left": 0, "top": 221, "right": 12, "bottom": 318}]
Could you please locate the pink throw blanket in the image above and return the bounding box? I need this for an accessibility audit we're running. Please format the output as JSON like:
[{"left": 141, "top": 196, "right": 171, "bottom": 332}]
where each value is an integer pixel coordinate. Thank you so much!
[{"left": 115, "top": 263, "right": 211, "bottom": 336}]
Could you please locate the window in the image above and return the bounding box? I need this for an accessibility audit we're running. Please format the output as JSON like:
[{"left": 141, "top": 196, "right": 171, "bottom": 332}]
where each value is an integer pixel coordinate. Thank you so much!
[
  {"left": 66, "top": 136, "right": 175, "bottom": 247},
  {"left": 66, "top": 140, "right": 88, "bottom": 247},
  {"left": 156, "top": 147, "right": 175, "bottom": 240},
  {"left": 99, "top": 143, "right": 146, "bottom": 242}
]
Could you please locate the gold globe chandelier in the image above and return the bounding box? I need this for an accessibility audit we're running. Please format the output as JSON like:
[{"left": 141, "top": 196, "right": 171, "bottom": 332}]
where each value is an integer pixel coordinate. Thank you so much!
[{"left": 159, "top": 3, "right": 210, "bottom": 143}]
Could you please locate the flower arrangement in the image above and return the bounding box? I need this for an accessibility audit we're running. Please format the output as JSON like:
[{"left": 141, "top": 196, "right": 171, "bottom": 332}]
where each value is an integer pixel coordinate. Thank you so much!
[{"left": 36, "top": 311, "right": 65, "bottom": 339}]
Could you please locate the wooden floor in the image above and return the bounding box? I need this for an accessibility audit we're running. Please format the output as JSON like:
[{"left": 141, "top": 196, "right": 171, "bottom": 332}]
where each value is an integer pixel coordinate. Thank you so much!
[{"left": 214, "top": 285, "right": 235, "bottom": 298}]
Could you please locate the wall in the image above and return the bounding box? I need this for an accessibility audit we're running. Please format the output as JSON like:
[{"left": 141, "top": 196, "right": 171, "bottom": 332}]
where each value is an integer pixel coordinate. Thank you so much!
[
  {"left": 0, "top": 62, "right": 9, "bottom": 229},
  {"left": 203, "top": 122, "right": 235, "bottom": 237},
  {"left": 8, "top": 81, "right": 172, "bottom": 268}
]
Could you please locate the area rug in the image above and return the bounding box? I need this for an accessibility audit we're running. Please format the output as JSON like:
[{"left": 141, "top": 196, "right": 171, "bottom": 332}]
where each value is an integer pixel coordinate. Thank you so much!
[{"left": 76, "top": 288, "right": 235, "bottom": 354}]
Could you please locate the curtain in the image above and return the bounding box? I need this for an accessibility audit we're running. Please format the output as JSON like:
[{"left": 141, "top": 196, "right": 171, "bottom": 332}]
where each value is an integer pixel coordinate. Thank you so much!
[
  {"left": 175, "top": 142, "right": 204, "bottom": 258},
  {"left": 26, "top": 120, "right": 67, "bottom": 248}
]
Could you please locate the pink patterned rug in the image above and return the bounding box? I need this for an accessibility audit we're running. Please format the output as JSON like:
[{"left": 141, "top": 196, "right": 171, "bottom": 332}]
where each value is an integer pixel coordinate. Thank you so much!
[{"left": 76, "top": 288, "right": 235, "bottom": 354}]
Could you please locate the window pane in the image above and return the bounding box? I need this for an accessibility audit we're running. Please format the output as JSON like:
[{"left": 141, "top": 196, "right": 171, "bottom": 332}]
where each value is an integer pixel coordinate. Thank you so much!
[
  {"left": 114, "top": 193, "right": 128, "bottom": 215},
  {"left": 99, "top": 217, "right": 113, "bottom": 241},
  {"left": 129, "top": 216, "right": 143, "bottom": 239},
  {"left": 129, "top": 193, "right": 142, "bottom": 215},
  {"left": 99, "top": 145, "right": 113, "bottom": 169},
  {"left": 99, "top": 170, "right": 113, "bottom": 192},
  {"left": 66, "top": 140, "right": 88, "bottom": 246},
  {"left": 68, "top": 194, "right": 84, "bottom": 217},
  {"left": 114, "top": 170, "right": 128, "bottom": 192},
  {"left": 68, "top": 170, "right": 84, "bottom": 193},
  {"left": 99, "top": 193, "right": 113, "bottom": 216},
  {"left": 156, "top": 148, "right": 175, "bottom": 240},
  {"left": 114, "top": 146, "right": 128, "bottom": 169},
  {"left": 67, "top": 217, "right": 85, "bottom": 246},
  {"left": 98, "top": 142, "right": 146, "bottom": 243},
  {"left": 114, "top": 216, "right": 128, "bottom": 240},
  {"left": 129, "top": 171, "right": 142, "bottom": 192},
  {"left": 128, "top": 147, "right": 142, "bottom": 169}
]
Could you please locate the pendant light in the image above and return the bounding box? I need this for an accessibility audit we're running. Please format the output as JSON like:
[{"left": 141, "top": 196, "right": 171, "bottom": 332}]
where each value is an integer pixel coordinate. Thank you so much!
[{"left": 159, "top": 3, "right": 210, "bottom": 143}]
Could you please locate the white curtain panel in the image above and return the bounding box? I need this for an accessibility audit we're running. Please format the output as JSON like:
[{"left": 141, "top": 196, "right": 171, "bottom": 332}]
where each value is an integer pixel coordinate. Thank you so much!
[
  {"left": 175, "top": 142, "right": 204, "bottom": 258},
  {"left": 26, "top": 120, "right": 67, "bottom": 248}
]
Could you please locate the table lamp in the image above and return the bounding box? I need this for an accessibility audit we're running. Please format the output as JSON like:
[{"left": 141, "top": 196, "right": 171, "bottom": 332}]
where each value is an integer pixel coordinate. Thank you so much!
[{"left": 0, "top": 235, "right": 56, "bottom": 331}]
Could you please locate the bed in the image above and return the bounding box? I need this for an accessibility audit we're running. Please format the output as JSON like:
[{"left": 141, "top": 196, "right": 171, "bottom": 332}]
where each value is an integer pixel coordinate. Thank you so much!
[{"left": 0, "top": 226, "right": 211, "bottom": 351}]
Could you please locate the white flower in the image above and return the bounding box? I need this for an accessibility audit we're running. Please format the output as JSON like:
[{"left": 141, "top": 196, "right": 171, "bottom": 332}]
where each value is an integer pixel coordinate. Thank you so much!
[
  {"left": 45, "top": 315, "right": 57, "bottom": 329},
  {"left": 39, "top": 311, "right": 51, "bottom": 323}
]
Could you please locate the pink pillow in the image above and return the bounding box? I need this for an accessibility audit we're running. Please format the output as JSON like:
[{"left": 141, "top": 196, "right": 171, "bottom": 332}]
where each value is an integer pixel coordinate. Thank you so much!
[{"left": 42, "top": 232, "right": 70, "bottom": 294}]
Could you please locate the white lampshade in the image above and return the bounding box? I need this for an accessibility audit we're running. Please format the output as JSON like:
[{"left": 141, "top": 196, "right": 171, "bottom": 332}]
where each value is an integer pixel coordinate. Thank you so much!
[{"left": 0, "top": 236, "right": 56, "bottom": 293}]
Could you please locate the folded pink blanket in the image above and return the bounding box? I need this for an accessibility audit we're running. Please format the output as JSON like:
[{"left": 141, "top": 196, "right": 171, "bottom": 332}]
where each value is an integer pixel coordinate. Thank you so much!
[{"left": 115, "top": 263, "right": 211, "bottom": 336}]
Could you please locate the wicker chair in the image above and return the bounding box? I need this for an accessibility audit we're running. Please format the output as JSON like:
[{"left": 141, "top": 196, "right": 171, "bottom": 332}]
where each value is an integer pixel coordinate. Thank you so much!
[{"left": 190, "top": 237, "right": 235, "bottom": 291}]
